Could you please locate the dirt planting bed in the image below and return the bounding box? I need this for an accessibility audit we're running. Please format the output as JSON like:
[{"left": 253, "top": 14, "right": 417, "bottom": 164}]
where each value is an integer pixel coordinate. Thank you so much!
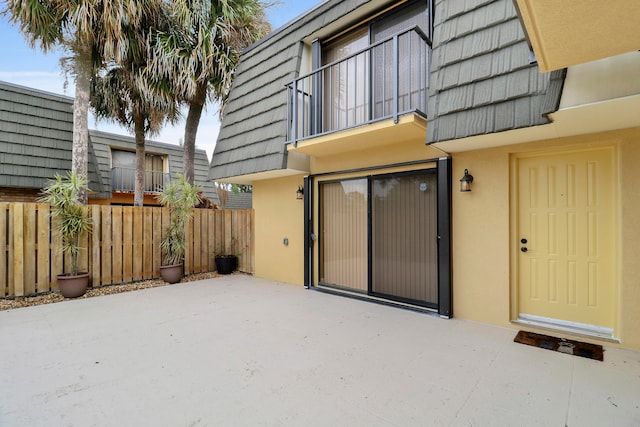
[{"left": 0, "top": 271, "right": 221, "bottom": 311}]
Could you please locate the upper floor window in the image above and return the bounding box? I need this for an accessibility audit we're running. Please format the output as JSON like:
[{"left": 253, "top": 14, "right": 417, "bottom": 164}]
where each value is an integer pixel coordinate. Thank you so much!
[{"left": 111, "top": 150, "right": 168, "bottom": 193}]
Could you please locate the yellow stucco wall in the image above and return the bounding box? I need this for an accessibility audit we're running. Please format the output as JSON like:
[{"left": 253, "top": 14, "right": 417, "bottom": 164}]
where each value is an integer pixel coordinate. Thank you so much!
[
  {"left": 252, "top": 175, "right": 306, "bottom": 285},
  {"left": 252, "top": 125, "right": 640, "bottom": 351},
  {"left": 310, "top": 138, "right": 445, "bottom": 174},
  {"left": 452, "top": 127, "right": 640, "bottom": 350}
]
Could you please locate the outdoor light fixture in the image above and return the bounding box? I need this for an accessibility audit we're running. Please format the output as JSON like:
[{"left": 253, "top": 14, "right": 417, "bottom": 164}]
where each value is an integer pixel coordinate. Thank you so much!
[
  {"left": 460, "top": 169, "right": 474, "bottom": 192},
  {"left": 296, "top": 185, "right": 304, "bottom": 199}
]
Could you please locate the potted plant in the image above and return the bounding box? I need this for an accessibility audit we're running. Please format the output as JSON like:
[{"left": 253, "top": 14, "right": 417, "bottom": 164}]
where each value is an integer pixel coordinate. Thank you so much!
[
  {"left": 39, "top": 171, "right": 92, "bottom": 298},
  {"left": 156, "top": 174, "right": 201, "bottom": 283},
  {"left": 214, "top": 253, "right": 237, "bottom": 275},
  {"left": 214, "top": 237, "right": 246, "bottom": 275}
]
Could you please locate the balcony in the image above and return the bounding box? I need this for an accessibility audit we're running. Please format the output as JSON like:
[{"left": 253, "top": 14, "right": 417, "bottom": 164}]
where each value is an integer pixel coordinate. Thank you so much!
[
  {"left": 286, "top": 27, "right": 431, "bottom": 147},
  {"left": 111, "top": 167, "right": 170, "bottom": 194}
]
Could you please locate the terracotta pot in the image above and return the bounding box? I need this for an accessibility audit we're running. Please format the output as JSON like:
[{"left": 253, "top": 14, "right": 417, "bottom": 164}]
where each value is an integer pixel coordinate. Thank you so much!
[
  {"left": 160, "top": 263, "right": 183, "bottom": 284},
  {"left": 215, "top": 255, "right": 237, "bottom": 275},
  {"left": 57, "top": 272, "right": 89, "bottom": 298}
]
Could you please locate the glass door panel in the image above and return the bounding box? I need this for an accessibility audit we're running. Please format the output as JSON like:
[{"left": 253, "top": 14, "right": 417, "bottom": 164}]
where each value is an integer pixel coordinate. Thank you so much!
[
  {"left": 322, "top": 27, "right": 370, "bottom": 133},
  {"left": 320, "top": 179, "right": 368, "bottom": 292},
  {"left": 372, "top": 173, "right": 438, "bottom": 306}
]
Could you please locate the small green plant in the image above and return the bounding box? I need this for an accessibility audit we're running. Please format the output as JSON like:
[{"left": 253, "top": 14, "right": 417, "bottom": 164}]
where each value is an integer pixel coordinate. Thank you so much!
[
  {"left": 212, "top": 236, "right": 248, "bottom": 259},
  {"left": 39, "top": 171, "right": 92, "bottom": 276},
  {"left": 157, "top": 174, "right": 201, "bottom": 266}
]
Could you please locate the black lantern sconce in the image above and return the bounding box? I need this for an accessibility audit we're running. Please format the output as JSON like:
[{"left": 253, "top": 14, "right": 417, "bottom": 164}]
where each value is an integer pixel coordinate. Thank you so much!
[
  {"left": 296, "top": 185, "right": 304, "bottom": 200},
  {"left": 460, "top": 169, "right": 474, "bottom": 192}
]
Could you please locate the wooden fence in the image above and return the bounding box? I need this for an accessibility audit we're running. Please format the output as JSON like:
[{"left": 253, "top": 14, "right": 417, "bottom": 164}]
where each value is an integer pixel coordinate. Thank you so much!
[{"left": 0, "top": 203, "right": 254, "bottom": 298}]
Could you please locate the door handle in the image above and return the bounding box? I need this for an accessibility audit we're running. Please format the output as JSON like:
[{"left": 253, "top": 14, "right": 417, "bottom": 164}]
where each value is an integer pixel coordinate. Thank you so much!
[{"left": 521, "top": 246, "right": 528, "bottom": 253}]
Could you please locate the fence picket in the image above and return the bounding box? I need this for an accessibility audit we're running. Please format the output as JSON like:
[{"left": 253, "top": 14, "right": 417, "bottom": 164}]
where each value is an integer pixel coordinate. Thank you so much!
[
  {"left": 122, "top": 207, "right": 133, "bottom": 283},
  {"left": 101, "top": 205, "right": 112, "bottom": 286},
  {"left": 143, "top": 208, "right": 153, "bottom": 279},
  {"left": 12, "top": 203, "right": 25, "bottom": 297},
  {"left": 91, "top": 206, "right": 101, "bottom": 287},
  {"left": 152, "top": 208, "right": 163, "bottom": 274},
  {"left": 224, "top": 210, "right": 232, "bottom": 254},
  {"left": 207, "top": 211, "right": 215, "bottom": 270},
  {"left": 23, "top": 204, "right": 36, "bottom": 295},
  {"left": 0, "top": 203, "right": 8, "bottom": 296},
  {"left": 185, "top": 214, "right": 193, "bottom": 275},
  {"left": 193, "top": 211, "right": 202, "bottom": 273},
  {"left": 36, "top": 204, "right": 50, "bottom": 293},
  {"left": 200, "top": 210, "right": 210, "bottom": 271},
  {"left": 50, "top": 213, "right": 62, "bottom": 291},
  {"left": 78, "top": 230, "right": 89, "bottom": 276},
  {"left": 132, "top": 208, "right": 143, "bottom": 281},
  {"left": 111, "top": 206, "right": 123, "bottom": 284}
]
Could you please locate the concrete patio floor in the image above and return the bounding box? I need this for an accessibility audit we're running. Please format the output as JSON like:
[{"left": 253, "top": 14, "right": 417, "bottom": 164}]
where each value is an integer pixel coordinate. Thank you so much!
[{"left": 1, "top": 275, "right": 639, "bottom": 427}]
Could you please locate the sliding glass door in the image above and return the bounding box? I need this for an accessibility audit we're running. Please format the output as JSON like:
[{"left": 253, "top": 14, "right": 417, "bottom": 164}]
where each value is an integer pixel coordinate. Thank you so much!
[{"left": 319, "top": 171, "right": 438, "bottom": 308}]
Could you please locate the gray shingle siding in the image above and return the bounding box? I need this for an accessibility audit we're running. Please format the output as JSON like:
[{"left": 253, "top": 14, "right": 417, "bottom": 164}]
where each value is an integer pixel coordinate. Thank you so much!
[
  {"left": 0, "top": 81, "right": 76, "bottom": 191},
  {"left": 427, "top": 0, "right": 562, "bottom": 144},
  {"left": 210, "top": 0, "right": 370, "bottom": 180},
  {"left": 0, "top": 80, "right": 214, "bottom": 201}
]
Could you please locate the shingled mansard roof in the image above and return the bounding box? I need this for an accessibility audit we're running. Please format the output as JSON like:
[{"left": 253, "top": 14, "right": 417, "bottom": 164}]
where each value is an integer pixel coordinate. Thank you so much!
[
  {"left": 426, "top": 0, "right": 564, "bottom": 143},
  {"left": 0, "top": 80, "right": 215, "bottom": 200},
  {"left": 210, "top": 0, "right": 566, "bottom": 178},
  {"left": 0, "top": 81, "right": 103, "bottom": 193},
  {"left": 209, "top": 0, "right": 377, "bottom": 182}
]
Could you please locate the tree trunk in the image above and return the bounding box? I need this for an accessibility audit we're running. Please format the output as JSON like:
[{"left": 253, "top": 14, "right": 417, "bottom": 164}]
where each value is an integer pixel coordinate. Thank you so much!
[
  {"left": 73, "top": 41, "right": 92, "bottom": 204},
  {"left": 183, "top": 83, "right": 207, "bottom": 184},
  {"left": 134, "top": 113, "right": 146, "bottom": 207}
]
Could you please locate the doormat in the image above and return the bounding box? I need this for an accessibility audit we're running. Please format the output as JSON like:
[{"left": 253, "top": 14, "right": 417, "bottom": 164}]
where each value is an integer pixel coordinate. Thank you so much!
[{"left": 514, "top": 331, "right": 604, "bottom": 361}]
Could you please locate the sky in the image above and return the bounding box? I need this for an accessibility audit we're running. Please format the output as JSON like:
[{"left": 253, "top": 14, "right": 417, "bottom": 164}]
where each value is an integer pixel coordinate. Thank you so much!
[{"left": 0, "top": 1, "right": 323, "bottom": 160}]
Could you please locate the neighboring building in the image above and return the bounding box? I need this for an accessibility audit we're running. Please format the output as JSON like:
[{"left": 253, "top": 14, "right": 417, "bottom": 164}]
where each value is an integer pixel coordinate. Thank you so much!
[
  {"left": 211, "top": 189, "right": 253, "bottom": 210},
  {"left": 209, "top": 0, "right": 640, "bottom": 351},
  {"left": 0, "top": 81, "right": 215, "bottom": 205}
]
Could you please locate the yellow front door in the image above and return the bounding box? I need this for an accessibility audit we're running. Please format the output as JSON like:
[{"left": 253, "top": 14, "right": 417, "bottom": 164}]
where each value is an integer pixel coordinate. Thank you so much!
[{"left": 517, "top": 147, "right": 617, "bottom": 334}]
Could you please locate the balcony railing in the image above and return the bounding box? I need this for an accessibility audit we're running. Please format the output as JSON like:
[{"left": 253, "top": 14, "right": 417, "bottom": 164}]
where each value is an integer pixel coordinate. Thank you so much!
[
  {"left": 286, "top": 27, "right": 431, "bottom": 146},
  {"left": 111, "top": 167, "right": 170, "bottom": 194}
]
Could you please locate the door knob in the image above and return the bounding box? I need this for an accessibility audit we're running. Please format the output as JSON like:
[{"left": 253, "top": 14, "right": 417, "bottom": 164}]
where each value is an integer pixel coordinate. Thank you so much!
[
  {"left": 521, "top": 238, "right": 527, "bottom": 244},
  {"left": 521, "top": 247, "right": 528, "bottom": 253}
]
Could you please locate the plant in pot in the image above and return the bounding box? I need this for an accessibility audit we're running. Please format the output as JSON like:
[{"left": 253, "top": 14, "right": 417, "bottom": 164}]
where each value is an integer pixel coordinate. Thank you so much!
[
  {"left": 214, "top": 237, "right": 246, "bottom": 275},
  {"left": 214, "top": 253, "right": 237, "bottom": 275},
  {"left": 39, "top": 171, "right": 92, "bottom": 298},
  {"left": 156, "top": 174, "right": 201, "bottom": 283}
]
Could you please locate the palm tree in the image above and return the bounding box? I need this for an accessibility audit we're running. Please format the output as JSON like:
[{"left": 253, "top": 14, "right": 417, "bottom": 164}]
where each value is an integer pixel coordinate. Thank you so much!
[
  {"left": 149, "top": 0, "right": 271, "bottom": 184},
  {"left": 91, "top": 60, "right": 179, "bottom": 206},
  {"left": 4, "top": 0, "right": 164, "bottom": 203}
]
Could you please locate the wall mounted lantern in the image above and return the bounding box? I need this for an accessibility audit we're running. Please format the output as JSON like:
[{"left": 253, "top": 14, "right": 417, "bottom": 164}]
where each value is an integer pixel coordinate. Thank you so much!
[
  {"left": 460, "top": 169, "right": 474, "bottom": 192},
  {"left": 296, "top": 185, "right": 304, "bottom": 199}
]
